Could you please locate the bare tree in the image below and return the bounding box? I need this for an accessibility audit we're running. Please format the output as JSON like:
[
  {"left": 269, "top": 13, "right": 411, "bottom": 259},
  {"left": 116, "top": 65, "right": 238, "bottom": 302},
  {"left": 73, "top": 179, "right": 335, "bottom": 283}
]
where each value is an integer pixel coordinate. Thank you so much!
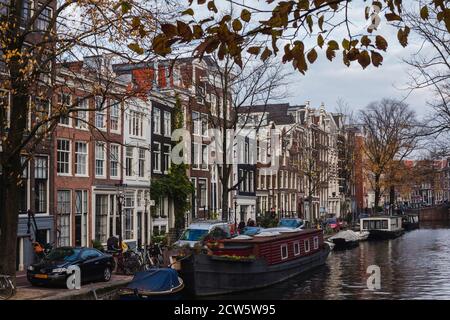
[
  {"left": 403, "top": 3, "right": 450, "bottom": 137},
  {"left": 359, "top": 98, "right": 420, "bottom": 211}
]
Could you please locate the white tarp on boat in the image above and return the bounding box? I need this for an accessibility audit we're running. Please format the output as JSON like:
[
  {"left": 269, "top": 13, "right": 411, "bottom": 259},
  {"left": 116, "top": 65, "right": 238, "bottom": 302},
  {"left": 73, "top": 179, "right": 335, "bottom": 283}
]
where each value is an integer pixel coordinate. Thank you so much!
[{"left": 329, "top": 230, "right": 361, "bottom": 242}]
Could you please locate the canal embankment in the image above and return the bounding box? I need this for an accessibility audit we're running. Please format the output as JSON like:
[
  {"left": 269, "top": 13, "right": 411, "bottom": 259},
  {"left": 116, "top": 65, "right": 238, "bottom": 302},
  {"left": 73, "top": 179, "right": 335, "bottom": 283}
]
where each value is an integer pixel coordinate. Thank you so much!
[{"left": 406, "top": 205, "right": 450, "bottom": 222}]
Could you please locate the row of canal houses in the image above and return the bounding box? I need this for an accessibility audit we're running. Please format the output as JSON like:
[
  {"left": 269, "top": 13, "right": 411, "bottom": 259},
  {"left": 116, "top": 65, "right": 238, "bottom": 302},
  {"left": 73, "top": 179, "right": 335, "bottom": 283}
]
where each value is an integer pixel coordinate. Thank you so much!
[
  {"left": 9, "top": 51, "right": 361, "bottom": 271},
  {"left": 10, "top": 54, "right": 237, "bottom": 270}
]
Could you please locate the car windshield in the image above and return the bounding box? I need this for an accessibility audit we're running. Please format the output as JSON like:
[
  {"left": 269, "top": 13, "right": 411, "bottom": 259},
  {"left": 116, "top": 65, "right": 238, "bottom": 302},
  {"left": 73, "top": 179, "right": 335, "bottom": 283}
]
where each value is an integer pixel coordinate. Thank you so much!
[
  {"left": 179, "top": 229, "right": 209, "bottom": 241},
  {"left": 46, "top": 248, "right": 81, "bottom": 262}
]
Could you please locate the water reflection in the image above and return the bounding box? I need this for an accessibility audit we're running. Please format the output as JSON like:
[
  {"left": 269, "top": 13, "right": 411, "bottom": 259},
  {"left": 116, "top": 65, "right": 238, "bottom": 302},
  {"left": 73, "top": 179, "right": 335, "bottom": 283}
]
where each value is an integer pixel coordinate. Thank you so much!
[{"left": 201, "top": 223, "right": 450, "bottom": 300}]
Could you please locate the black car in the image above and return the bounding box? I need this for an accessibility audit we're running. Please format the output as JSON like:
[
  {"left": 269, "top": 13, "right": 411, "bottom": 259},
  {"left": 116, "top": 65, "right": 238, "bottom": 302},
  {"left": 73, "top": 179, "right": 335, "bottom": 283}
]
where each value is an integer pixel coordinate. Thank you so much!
[{"left": 27, "top": 246, "right": 115, "bottom": 286}]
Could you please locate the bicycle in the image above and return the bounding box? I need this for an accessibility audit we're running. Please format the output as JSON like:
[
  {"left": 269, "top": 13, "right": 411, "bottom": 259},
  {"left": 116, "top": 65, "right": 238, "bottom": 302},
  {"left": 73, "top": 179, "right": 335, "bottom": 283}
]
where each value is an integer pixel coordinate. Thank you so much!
[{"left": 0, "top": 275, "right": 16, "bottom": 300}]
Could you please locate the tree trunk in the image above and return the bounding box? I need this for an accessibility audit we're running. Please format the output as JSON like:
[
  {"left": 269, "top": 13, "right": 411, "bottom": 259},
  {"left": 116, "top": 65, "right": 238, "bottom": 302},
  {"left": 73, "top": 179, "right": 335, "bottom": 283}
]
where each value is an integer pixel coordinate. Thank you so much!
[
  {"left": 389, "top": 185, "right": 395, "bottom": 215},
  {"left": 374, "top": 174, "right": 381, "bottom": 211},
  {"left": 0, "top": 162, "right": 20, "bottom": 279}
]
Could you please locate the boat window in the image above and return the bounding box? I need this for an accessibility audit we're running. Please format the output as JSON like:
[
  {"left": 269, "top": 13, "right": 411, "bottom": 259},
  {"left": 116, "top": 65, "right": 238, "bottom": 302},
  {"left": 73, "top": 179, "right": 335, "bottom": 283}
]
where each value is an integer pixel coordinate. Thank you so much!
[
  {"left": 304, "top": 239, "right": 310, "bottom": 253},
  {"left": 293, "top": 241, "right": 300, "bottom": 256},
  {"left": 280, "top": 244, "right": 288, "bottom": 260},
  {"left": 363, "top": 220, "right": 369, "bottom": 230},
  {"left": 313, "top": 236, "right": 319, "bottom": 250}
]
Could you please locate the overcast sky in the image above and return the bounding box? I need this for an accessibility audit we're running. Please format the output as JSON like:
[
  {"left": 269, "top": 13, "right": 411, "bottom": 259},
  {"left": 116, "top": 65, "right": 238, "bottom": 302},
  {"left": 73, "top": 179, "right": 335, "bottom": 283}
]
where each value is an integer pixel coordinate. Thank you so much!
[{"left": 191, "top": 0, "right": 435, "bottom": 118}]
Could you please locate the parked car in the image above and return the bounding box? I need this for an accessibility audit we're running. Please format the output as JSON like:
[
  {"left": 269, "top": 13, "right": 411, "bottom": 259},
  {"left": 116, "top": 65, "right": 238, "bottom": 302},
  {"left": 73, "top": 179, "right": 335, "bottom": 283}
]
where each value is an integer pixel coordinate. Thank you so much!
[
  {"left": 323, "top": 217, "right": 344, "bottom": 231},
  {"left": 174, "top": 221, "right": 231, "bottom": 248},
  {"left": 27, "top": 246, "right": 115, "bottom": 286}
]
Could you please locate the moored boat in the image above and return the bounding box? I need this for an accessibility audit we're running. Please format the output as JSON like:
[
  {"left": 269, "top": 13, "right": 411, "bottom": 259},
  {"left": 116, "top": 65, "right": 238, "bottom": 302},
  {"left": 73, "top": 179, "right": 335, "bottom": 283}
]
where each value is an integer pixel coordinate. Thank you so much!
[
  {"left": 402, "top": 214, "right": 419, "bottom": 231},
  {"left": 119, "top": 268, "right": 184, "bottom": 300},
  {"left": 360, "top": 216, "right": 404, "bottom": 240},
  {"left": 328, "top": 230, "right": 363, "bottom": 250},
  {"left": 179, "top": 228, "right": 329, "bottom": 297}
]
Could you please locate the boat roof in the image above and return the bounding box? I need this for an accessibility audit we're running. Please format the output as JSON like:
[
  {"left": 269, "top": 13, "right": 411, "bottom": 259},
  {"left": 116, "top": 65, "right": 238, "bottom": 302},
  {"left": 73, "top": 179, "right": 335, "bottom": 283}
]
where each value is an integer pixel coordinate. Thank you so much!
[
  {"left": 223, "top": 228, "right": 321, "bottom": 244},
  {"left": 360, "top": 215, "right": 403, "bottom": 219}
]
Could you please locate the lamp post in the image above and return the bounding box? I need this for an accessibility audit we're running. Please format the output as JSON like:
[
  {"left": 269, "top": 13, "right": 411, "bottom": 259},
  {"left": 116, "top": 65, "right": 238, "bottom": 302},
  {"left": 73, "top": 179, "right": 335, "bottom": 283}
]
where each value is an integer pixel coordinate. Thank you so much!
[{"left": 233, "top": 194, "right": 238, "bottom": 231}]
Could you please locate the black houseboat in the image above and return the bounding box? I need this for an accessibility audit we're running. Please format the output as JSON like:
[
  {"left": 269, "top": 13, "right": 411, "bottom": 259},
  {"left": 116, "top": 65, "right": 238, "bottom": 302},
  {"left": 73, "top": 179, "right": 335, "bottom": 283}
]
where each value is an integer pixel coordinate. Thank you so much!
[
  {"left": 402, "top": 214, "right": 419, "bottom": 231},
  {"left": 179, "top": 229, "right": 330, "bottom": 296}
]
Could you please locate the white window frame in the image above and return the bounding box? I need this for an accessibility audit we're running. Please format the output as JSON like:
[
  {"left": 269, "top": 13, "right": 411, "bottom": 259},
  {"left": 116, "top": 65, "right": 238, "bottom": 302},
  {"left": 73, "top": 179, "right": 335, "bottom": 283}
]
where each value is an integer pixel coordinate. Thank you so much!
[
  {"left": 293, "top": 241, "right": 300, "bottom": 256},
  {"left": 58, "top": 92, "right": 72, "bottom": 127},
  {"left": 138, "top": 148, "right": 146, "bottom": 178},
  {"left": 153, "top": 142, "right": 161, "bottom": 173},
  {"left": 110, "top": 100, "right": 121, "bottom": 133},
  {"left": 313, "top": 236, "right": 319, "bottom": 250},
  {"left": 75, "top": 97, "right": 89, "bottom": 130},
  {"left": 95, "top": 142, "right": 106, "bottom": 178},
  {"left": 192, "top": 111, "right": 200, "bottom": 136},
  {"left": 280, "top": 244, "right": 288, "bottom": 260},
  {"left": 153, "top": 108, "right": 161, "bottom": 135},
  {"left": 110, "top": 144, "right": 120, "bottom": 179},
  {"left": 36, "top": 3, "right": 52, "bottom": 31},
  {"left": 95, "top": 96, "right": 106, "bottom": 130},
  {"left": 125, "top": 146, "right": 134, "bottom": 177},
  {"left": 74, "top": 141, "right": 88, "bottom": 176},
  {"left": 163, "top": 111, "right": 171, "bottom": 137},
  {"left": 304, "top": 239, "right": 310, "bottom": 253},
  {"left": 56, "top": 139, "right": 71, "bottom": 176},
  {"left": 163, "top": 144, "right": 171, "bottom": 174}
]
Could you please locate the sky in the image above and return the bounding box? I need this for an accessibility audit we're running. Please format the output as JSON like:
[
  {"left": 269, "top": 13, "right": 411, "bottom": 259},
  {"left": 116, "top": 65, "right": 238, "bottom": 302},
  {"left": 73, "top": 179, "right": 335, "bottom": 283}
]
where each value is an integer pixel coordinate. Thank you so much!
[{"left": 191, "top": 0, "right": 437, "bottom": 118}]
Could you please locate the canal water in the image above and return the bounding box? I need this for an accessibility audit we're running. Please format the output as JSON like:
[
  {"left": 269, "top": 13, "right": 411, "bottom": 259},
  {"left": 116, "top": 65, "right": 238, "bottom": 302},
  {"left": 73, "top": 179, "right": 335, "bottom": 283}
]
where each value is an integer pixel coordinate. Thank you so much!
[{"left": 201, "top": 222, "right": 450, "bottom": 300}]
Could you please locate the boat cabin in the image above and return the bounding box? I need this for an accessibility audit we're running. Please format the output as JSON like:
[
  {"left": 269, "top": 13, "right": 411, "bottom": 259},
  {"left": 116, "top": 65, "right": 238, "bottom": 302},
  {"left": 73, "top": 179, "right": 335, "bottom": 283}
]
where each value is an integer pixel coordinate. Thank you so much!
[
  {"left": 209, "top": 229, "right": 324, "bottom": 265},
  {"left": 360, "top": 216, "right": 403, "bottom": 232}
]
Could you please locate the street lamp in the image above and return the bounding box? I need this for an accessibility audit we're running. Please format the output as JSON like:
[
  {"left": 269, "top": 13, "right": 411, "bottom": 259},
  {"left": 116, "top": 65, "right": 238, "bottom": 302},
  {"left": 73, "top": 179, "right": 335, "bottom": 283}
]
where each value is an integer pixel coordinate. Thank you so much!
[
  {"left": 115, "top": 182, "right": 127, "bottom": 254},
  {"left": 233, "top": 194, "right": 238, "bottom": 231}
]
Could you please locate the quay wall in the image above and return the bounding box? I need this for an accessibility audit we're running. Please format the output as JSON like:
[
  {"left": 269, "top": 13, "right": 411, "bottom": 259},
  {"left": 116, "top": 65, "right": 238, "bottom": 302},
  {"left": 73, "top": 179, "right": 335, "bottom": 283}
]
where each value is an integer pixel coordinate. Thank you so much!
[{"left": 406, "top": 205, "right": 450, "bottom": 222}]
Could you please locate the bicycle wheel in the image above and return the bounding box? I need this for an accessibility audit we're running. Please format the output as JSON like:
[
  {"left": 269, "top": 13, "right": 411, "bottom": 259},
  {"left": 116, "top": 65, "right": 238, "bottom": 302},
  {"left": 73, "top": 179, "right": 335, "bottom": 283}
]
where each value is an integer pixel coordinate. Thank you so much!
[{"left": 0, "top": 277, "right": 14, "bottom": 300}]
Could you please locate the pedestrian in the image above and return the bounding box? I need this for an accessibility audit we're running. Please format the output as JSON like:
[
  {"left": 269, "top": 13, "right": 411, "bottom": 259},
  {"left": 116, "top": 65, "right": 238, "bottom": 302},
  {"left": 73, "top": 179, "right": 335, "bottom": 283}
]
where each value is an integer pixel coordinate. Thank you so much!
[{"left": 238, "top": 221, "right": 246, "bottom": 233}]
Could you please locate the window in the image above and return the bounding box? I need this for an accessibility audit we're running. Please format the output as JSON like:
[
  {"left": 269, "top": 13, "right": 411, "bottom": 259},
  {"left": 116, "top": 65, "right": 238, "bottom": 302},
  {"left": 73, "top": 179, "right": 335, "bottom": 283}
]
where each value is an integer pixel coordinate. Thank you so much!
[
  {"left": 58, "top": 93, "right": 71, "bottom": 126},
  {"left": 199, "top": 179, "right": 207, "bottom": 208},
  {"left": 75, "top": 142, "right": 87, "bottom": 176},
  {"left": 201, "top": 113, "right": 208, "bottom": 136},
  {"left": 249, "top": 171, "right": 254, "bottom": 192},
  {"left": 20, "top": 0, "right": 31, "bottom": 27},
  {"left": 192, "top": 142, "right": 200, "bottom": 169},
  {"left": 57, "top": 190, "right": 71, "bottom": 247},
  {"left": 95, "top": 96, "right": 106, "bottom": 129},
  {"left": 153, "top": 108, "right": 160, "bottom": 134},
  {"left": 163, "top": 111, "right": 171, "bottom": 137},
  {"left": 124, "top": 195, "right": 134, "bottom": 240},
  {"left": 110, "top": 144, "right": 119, "bottom": 178},
  {"left": 152, "top": 142, "right": 161, "bottom": 172},
  {"left": 304, "top": 239, "right": 310, "bottom": 253},
  {"left": 95, "top": 143, "right": 105, "bottom": 177},
  {"left": 0, "top": 90, "right": 9, "bottom": 127},
  {"left": 192, "top": 111, "right": 200, "bottom": 135},
  {"left": 110, "top": 100, "right": 120, "bottom": 131},
  {"left": 35, "top": 98, "right": 49, "bottom": 134},
  {"left": 129, "top": 110, "right": 143, "bottom": 137},
  {"left": 138, "top": 148, "right": 145, "bottom": 177},
  {"left": 313, "top": 236, "right": 319, "bottom": 250},
  {"left": 201, "top": 144, "right": 208, "bottom": 169},
  {"left": 36, "top": 4, "right": 52, "bottom": 31},
  {"left": 125, "top": 146, "right": 133, "bottom": 176},
  {"left": 163, "top": 144, "right": 171, "bottom": 173},
  {"left": 95, "top": 194, "right": 108, "bottom": 243},
  {"left": 293, "top": 241, "right": 300, "bottom": 256},
  {"left": 75, "top": 190, "right": 88, "bottom": 247},
  {"left": 57, "top": 139, "right": 70, "bottom": 174},
  {"left": 34, "top": 157, "right": 47, "bottom": 213},
  {"left": 196, "top": 85, "right": 205, "bottom": 104},
  {"left": 75, "top": 98, "right": 88, "bottom": 129},
  {"left": 281, "top": 244, "right": 288, "bottom": 260}
]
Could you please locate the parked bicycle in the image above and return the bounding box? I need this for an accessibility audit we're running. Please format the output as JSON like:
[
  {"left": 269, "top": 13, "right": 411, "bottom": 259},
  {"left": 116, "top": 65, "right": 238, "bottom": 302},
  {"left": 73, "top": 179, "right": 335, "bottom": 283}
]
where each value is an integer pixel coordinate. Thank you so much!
[{"left": 0, "top": 275, "right": 16, "bottom": 300}]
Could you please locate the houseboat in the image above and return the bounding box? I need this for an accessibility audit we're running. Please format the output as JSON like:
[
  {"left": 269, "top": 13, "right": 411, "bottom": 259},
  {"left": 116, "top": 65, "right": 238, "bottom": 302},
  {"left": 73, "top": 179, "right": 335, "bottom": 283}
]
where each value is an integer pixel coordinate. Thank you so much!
[
  {"left": 402, "top": 213, "right": 419, "bottom": 231},
  {"left": 179, "top": 229, "right": 330, "bottom": 296},
  {"left": 360, "top": 216, "right": 404, "bottom": 240}
]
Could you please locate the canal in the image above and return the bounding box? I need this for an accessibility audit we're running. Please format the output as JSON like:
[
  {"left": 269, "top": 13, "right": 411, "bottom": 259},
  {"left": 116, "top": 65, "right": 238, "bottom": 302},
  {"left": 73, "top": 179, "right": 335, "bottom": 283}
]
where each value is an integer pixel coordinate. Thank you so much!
[{"left": 201, "top": 222, "right": 450, "bottom": 300}]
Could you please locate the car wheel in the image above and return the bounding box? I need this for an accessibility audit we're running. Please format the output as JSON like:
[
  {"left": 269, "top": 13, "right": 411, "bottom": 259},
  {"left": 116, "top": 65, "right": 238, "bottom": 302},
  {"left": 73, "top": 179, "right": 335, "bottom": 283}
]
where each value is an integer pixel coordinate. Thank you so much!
[{"left": 103, "top": 267, "right": 112, "bottom": 282}]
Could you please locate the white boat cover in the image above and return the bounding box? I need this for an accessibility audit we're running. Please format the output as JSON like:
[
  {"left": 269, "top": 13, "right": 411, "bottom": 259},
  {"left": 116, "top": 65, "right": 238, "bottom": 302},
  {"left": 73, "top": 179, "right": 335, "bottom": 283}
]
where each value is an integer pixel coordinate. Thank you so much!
[{"left": 329, "top": 230, "right": 362, "bottom": 242}]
